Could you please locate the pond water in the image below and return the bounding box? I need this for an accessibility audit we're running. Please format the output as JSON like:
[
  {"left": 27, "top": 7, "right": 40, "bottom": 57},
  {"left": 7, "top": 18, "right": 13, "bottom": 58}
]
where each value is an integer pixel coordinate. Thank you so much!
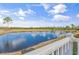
[{"left": 0, "top": 32, "right": 58, "bottom": 53}]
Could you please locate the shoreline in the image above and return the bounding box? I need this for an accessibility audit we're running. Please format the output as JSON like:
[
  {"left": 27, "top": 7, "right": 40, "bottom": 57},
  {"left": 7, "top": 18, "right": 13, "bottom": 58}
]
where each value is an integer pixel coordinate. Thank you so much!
[{"left": 0, "top": 28, "right": 78, "bottom": 35}]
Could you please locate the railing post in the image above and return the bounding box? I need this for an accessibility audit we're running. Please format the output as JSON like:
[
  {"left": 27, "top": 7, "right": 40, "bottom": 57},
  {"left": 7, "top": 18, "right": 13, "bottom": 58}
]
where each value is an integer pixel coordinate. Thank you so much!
[
  {"left": 52, "top": 51, "right": 54, "bottom": 55},
  {"left": 57, "top": 48, "right": 59, "bottom": 55},
  {"left": 61, "top": 46, "right": 64, "bottom": 55},
  {"left": 56, "top": 49, "right": 58, "bottom": 55},
  {"left": 59, "top": 47, "right": 63, "bottom": 55}
]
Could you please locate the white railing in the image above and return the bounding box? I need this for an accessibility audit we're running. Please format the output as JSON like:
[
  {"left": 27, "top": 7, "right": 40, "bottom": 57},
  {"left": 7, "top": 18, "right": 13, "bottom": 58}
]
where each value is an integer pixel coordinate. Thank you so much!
[{"left": 25, "top": 36, "right": 73, "bottom": 55}]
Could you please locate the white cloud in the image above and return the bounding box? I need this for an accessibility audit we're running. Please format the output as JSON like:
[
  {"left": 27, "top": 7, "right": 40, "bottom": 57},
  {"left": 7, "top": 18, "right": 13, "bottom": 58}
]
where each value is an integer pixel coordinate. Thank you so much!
[
  {"left": 19, "top": 17, "right": 25, "bottom": 20},
  {"left": 49, "top": 4, "right": 67, "bottom": 14},
  {"left": 14, "top": 8, "right": 26, "bottom": 17},
  {"left": 18, "top": 9, "right": 26, "bottom": 16},
  {"left": 14, "top": 8, "right": 36, "bottom": 21},
  {"left": 0, "top": 9, "right": 11, "bottom": 16},
  {"left": 77, "top": 14, "right": 79, "bottom": 18},
  {"left": 53, "top": 14, "right": 70, "bottom": 21},
  {"left": 14, "top": 8, "right": 36, "bottom": 17},
  {"left": 41, "top": 3, "right": 50, "bottom": 10},
  {"left": 25, "top": 9, "right": 36, "bottom": 15},
  {"left": 0, "top": 10, "right": 10, "bottom": 14}
]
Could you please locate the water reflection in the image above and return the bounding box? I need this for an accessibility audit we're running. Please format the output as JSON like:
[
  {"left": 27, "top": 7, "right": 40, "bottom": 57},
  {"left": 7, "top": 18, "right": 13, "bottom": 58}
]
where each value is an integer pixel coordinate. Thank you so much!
[{"left": 0, "top": 32, "right": 57, "bottom": 53}]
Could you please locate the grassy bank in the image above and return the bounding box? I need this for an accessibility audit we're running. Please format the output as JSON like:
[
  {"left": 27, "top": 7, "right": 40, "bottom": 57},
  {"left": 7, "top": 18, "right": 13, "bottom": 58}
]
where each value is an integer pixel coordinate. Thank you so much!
[{"left": 0, "top": 27, "right": 78, "bottom": 35}]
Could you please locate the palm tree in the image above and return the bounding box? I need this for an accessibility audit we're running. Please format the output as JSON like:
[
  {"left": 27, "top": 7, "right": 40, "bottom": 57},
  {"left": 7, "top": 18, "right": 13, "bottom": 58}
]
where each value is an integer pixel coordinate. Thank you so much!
[{"left": 3, "top": 16, "right": 12, "bottom": 30}]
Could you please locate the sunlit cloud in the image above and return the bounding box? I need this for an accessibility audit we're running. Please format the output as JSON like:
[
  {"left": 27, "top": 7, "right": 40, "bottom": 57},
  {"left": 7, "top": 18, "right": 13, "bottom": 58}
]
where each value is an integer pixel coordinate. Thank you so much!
[
  {"left": 77, "top": 14, "right": 79, "bottom": 18},
  {"left": 53, "top": 14, "right": 70, "bottom": 21},
  {"left": 48, "top": 4, "right": 67, "bottom": 14},
  {"left": 41, "top": 3, "right": 50, "bottom": 10}
]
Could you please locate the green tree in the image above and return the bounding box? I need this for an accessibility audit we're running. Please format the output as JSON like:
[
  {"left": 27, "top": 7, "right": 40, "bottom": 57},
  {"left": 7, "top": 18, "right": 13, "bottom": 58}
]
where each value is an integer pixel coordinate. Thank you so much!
[
  {"left": 65, "top": 25, "right": 70, "bottom": 29},
  {"left": 3, "top": 16, "right": 12, "bottom": 30},
  {"left": 71, "top": 24, "right": 75, "bottom": 29}
]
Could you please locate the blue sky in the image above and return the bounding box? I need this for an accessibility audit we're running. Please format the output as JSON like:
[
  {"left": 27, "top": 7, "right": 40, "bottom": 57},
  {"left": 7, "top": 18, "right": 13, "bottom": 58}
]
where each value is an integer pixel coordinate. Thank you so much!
[{"left": 0, "top": 3, "right": 79, "bottom": 27}]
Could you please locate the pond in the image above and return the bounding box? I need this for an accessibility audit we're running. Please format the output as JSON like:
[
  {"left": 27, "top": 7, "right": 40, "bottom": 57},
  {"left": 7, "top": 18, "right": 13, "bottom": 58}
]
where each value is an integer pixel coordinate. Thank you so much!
[{"left": 0, "top": 32, "right": 58, "bottom": 53}]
